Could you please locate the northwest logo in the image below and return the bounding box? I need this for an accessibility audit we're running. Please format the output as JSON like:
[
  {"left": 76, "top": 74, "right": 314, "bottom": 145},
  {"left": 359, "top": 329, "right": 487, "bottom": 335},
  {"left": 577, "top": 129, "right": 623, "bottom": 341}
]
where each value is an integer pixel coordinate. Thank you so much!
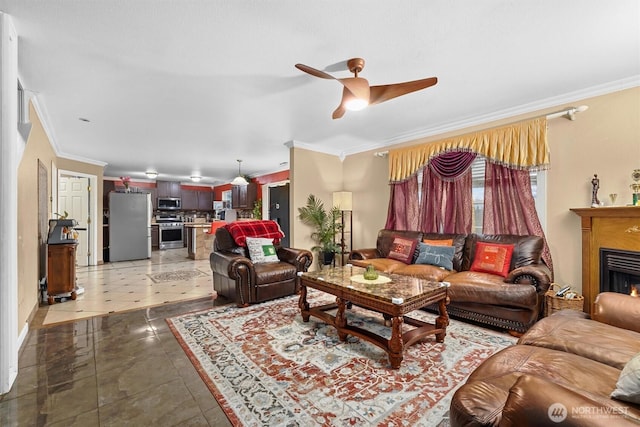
[{"left": 548, "top": 403, "right": 568, "bottom": 423}]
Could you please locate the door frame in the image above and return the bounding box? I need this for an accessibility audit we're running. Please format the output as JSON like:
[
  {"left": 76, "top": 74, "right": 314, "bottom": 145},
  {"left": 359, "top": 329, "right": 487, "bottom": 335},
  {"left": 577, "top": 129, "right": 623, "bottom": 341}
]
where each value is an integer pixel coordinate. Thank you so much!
[
  {"left": 261, "top": 180, "right": 289, "bottom": 220},
  {"left": 57, "top": 169, "right": 98, "bottom": 266}
]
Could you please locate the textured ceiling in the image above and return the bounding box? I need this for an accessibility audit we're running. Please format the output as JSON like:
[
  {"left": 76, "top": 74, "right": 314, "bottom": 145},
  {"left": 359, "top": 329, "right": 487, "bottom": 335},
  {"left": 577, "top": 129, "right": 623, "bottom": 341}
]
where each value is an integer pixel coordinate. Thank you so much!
[{"left": 2, "top": 0, "right": 639, "bottom": 184}]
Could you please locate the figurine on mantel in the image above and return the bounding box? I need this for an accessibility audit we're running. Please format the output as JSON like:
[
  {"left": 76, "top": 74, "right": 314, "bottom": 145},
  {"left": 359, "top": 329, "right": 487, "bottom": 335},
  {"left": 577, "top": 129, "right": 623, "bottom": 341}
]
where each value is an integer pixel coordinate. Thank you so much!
[{"left": 591, "top": 174, "right": 601, "bottom": 207}]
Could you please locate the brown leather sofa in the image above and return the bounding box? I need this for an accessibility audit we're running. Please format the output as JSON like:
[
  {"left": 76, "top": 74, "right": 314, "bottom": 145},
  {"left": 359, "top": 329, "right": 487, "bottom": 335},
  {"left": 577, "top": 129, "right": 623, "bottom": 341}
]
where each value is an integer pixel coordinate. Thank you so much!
[
  {"left": 210, "top": 226, "right": 313, "bottom": 307},
  {"left": 450, "top": 292, "right": 640, "bottom": 426},
  {"left": 349, "top": 229, "right": 553, "bottom": 333}
]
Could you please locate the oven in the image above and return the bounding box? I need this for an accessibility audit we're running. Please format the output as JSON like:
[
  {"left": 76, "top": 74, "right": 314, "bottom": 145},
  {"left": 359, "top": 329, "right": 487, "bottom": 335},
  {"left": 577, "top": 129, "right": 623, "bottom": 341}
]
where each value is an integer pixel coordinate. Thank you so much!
[{"left": 156, "top": 215, "right": 184, "bottom": 249}]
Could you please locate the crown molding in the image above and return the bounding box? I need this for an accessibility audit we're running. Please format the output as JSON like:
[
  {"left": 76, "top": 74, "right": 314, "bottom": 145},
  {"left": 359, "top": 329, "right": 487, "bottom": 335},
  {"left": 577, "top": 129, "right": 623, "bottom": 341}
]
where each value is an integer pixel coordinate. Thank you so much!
[{"left": 291, "top": 76, "right": 640, "bottom": 160}]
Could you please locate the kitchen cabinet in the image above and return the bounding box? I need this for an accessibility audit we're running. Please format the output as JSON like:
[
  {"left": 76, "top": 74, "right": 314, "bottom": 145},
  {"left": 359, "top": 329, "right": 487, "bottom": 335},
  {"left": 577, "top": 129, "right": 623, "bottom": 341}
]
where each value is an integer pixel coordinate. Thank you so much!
[
  {"left": 181, "top": 189, "right": 213, "bottom": 211},
  {"left": 156, "top": 180, "right": 182, "bottom": 198},
  {"left": 47, "top": 243, "right": 77, "bottom": 305},
  {"left": 231, "top": 183, "right": 257, "bottom": 209},
  {"left": 181, "top": 189, "right": 198, "bottom": 210},
  {"left": 197, "top": 190, "right": 213, "bottom": 211},
  {"left": 151, "top": 225, "right": 159, "bottom": 250}
]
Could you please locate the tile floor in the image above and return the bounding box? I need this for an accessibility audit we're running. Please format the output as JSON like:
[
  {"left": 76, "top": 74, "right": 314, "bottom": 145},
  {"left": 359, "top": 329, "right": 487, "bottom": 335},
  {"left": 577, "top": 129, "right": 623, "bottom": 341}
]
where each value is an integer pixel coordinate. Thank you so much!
[{"left": 0, "top": 248, "right": 234, "bottom": 426}]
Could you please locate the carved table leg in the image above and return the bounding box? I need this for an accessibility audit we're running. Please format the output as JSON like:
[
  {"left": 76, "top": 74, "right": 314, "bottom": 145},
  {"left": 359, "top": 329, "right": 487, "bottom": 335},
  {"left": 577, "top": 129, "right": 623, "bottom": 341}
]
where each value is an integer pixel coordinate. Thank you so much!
[
  {"left": 299, "top": 285, "right": 310, "bottom": 322},
  {"left": 335, "top": 297, "right": 348, "bottom": 341},
  {"left": 435, "top": 297, "right": 450, "bottom": 343},
  {"left": 388, "top": 316, "right": 404, "bottom": 369}
]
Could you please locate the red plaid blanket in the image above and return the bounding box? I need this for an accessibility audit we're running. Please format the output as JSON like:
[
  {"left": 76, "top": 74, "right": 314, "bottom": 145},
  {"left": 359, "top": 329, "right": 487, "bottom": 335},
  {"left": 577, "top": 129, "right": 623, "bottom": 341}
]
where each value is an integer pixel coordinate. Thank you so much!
[{"left": 225, "top": 220, "right": 284, "bottom": 247}]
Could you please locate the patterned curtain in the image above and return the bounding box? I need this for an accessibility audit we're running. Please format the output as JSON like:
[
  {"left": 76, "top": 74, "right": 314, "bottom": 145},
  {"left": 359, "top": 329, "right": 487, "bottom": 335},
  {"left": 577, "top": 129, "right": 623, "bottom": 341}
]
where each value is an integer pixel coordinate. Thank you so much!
[
  {"left": 384, "top": 175, "right": 419, "bottom": 231},
  {"left": 419, "top": 151, "right": 476, "bottom": 233},
  {"left": 483, "top": 161, "right": 553, "bottom": 273}
]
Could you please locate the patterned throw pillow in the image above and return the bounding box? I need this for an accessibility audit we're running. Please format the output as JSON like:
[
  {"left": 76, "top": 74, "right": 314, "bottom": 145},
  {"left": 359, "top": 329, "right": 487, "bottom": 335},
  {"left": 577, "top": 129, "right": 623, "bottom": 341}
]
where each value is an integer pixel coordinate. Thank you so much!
[
  {"left": 422, "top": 238, "right": 454, "bottom": 247},
  {"left": 416, "top": 243, "right": 455, "bottom": 270},
  {"left": 470, "top": 242, "right": 515, "bottom": 277},
  {"left": 611, "top": 352, "right": 640, "bottom": 404},
  {"left": 387, "top": 237, "right": 418, "bottom": 264},
  {"left": 246, "top": 237, "right": 279, "bottom": 264}
]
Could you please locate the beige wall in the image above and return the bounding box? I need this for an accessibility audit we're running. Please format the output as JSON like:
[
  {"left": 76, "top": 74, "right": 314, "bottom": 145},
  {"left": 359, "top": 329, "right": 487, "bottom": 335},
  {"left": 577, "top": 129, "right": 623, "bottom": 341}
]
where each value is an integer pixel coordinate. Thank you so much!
[
  {"left": 17, "top": 104, "right": 57, "bottom": 327},
  {"left": 546, "top": 88, "right": 640, "bottom": 290},
  {"left": 17, "top": 104, "right": 105, "bottom": 327},
  {"left": 290, "top": 87, "right": 640, "bottom": 294},
  {"left": 289, "top": 147, "right": 343, "bottom": 266}
]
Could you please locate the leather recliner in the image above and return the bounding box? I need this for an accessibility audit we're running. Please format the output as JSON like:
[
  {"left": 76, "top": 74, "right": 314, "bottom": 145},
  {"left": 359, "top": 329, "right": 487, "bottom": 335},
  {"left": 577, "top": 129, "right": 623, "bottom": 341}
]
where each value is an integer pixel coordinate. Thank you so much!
[{"left": 210, "top": 226, "right": 313, "bottom": 307}]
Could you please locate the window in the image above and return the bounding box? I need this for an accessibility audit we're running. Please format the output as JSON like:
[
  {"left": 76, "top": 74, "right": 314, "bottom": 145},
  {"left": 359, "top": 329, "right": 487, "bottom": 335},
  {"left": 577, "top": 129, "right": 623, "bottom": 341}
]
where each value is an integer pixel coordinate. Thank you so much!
[{"left": 471, "top": 157, "right": 541, "bottom": 234}]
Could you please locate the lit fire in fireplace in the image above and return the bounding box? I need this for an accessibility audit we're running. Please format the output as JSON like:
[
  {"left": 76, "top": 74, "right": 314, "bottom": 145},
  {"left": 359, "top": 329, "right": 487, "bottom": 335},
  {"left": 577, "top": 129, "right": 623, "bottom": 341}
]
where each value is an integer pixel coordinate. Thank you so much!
[{"left": 631, "top": 285, "right": 638, "bottom": 297}]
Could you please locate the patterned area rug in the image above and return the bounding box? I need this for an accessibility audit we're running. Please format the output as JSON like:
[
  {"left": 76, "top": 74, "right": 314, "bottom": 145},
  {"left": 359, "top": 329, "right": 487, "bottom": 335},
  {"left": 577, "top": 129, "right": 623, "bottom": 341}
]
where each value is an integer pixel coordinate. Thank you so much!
[
  {"left": 167, "top": 290, "right": 516, "bottom": 426},
  {"left": 147, "top": 269, "right": 208, "bottom": 283}
]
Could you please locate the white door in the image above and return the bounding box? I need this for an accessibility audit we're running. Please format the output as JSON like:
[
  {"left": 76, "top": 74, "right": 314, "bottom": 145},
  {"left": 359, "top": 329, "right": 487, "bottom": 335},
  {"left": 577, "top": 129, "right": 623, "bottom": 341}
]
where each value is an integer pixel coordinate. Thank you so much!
[{"left": 58, "top": 176, "right": 89, "bottom": 267}]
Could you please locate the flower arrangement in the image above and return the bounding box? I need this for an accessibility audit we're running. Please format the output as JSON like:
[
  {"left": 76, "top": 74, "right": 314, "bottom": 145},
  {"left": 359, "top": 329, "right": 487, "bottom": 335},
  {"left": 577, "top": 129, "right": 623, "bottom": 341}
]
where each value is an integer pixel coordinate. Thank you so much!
[{"left": 120, "top": 176, "right": 131, "bottom": 191}]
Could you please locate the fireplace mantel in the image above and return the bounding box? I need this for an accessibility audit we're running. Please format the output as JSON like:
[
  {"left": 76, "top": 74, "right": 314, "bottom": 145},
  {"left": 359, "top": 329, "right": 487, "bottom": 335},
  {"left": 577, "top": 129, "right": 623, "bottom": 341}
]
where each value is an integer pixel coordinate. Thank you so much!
[{"left": 570, "top": 206, "right": 640, "bottom": 313}]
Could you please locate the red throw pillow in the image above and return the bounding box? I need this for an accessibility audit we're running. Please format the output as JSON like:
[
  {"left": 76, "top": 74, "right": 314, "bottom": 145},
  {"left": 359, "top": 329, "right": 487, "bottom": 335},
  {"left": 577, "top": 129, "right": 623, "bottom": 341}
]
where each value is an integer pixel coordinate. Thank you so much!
[
  {"left": 387, "top": 237, "right": 418, "bottom": 264},
  {"left": 470, "top": 242, "right": 515, "bottom": 277}
]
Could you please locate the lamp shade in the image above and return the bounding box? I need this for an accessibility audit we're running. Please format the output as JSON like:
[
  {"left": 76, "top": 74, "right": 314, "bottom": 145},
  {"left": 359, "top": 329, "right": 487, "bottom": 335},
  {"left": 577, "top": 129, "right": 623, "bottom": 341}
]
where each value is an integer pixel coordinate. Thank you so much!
[
  {"left": 231, "top": 175, "right": 249, "bottom": 186},
  {"left": 333, "top": 191, "right": 353, "bottom": 211}
]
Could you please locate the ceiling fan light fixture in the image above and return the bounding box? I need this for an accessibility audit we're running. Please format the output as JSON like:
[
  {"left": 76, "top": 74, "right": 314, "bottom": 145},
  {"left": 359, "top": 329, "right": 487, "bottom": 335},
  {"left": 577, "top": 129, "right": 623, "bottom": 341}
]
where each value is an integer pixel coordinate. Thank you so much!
[
  {"left": 190, "top": 175, "right": 201, "bottom": 182},
  {"left": 344, "top": 98, "right": 368, "bottom": 111},
  {"left": 231, "top": 159, "right": 249, "bottom": 186},
  {"left": 145, "top": 171, "right": 158, "bottom": 179}
]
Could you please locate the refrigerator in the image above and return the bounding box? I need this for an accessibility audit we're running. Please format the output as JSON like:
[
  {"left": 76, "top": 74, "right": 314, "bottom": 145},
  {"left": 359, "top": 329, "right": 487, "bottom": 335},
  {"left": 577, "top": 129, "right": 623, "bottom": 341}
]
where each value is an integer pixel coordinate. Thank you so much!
[{"left": 109, "top": 192, "right": 152, "bottom": 262}]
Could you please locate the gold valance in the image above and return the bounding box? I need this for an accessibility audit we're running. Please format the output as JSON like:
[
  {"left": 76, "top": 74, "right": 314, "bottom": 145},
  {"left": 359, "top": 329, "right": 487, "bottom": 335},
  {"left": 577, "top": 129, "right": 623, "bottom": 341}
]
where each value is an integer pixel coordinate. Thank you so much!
[{"left": 389, "top": 117, "right": 549, "bottom": 182}]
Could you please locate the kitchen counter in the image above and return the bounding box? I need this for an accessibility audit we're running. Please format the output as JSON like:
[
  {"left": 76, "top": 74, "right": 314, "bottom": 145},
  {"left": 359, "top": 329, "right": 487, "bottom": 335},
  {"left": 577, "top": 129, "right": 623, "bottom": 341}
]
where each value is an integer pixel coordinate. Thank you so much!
[{"left": 184, "top": 222, "right": 224, "bottom": 260}]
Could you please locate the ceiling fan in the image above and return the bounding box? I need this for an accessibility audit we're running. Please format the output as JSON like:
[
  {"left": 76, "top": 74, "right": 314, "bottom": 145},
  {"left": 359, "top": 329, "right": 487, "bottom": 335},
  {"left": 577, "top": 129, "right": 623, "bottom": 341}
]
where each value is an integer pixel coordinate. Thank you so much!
[{"left": 295, "top": 58, "right": 438, "bottom": 119}]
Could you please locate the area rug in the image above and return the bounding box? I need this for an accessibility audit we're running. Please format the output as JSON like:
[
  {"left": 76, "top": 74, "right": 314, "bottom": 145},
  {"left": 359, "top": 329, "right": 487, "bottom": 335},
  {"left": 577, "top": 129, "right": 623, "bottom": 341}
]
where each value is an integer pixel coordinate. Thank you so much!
[{"left": 167, "top": 290, "right": 516, "bottom": 426}]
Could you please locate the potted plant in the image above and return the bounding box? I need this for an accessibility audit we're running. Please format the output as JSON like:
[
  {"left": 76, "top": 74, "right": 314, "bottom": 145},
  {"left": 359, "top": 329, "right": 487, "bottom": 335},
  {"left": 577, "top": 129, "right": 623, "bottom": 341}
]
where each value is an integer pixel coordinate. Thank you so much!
[{"left": 298, "top": 194, "right": 343, "bottom": 266}]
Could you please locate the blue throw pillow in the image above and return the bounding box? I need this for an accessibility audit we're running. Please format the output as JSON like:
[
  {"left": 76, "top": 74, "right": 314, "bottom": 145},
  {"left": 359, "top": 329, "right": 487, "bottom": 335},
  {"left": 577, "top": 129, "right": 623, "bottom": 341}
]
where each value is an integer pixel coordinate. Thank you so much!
[{"left": 416, "top": 243, "right": 455, "bottom": 270}]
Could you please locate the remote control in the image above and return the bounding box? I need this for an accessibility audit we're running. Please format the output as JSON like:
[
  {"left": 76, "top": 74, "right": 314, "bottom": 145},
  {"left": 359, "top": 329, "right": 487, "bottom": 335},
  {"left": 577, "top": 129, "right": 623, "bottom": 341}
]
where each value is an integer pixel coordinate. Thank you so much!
[{"left": 555, "top": 285, "right": 571, "bottom": 297}]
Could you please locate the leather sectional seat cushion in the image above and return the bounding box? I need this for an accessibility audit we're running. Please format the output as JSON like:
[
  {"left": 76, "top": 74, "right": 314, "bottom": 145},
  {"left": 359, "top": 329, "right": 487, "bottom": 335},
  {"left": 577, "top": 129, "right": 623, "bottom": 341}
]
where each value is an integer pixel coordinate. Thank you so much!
[
  {"left": 450, "top": 292, "right": 640, "bottom": 426},
  {"left": 349, "top": 229, "right": 552, "bottom": 332}
]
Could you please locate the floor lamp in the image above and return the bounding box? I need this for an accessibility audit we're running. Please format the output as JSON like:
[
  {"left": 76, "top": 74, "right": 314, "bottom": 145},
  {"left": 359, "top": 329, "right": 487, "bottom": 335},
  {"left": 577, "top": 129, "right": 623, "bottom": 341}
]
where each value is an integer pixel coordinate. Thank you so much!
[{"left": 333, "top": 191, "right": 352, "bottom": 266}]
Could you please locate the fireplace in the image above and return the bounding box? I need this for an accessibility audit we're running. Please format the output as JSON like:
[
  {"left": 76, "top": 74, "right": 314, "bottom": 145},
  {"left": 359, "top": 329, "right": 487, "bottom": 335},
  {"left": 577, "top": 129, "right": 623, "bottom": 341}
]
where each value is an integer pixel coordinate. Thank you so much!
[
  {"left": 571, "top": 206, "right": 640, "bottom": 313},
  {"left": 600, "top": 248, "right": 640, "bottom": 295}
]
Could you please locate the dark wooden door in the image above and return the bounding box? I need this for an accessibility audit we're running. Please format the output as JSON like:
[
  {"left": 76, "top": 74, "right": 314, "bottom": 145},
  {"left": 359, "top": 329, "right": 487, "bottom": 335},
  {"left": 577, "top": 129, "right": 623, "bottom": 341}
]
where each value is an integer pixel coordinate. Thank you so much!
[
  {"left": 38, "top": 160, "right": 48, "bottom": 293},
  {"left": 269, "top": 184, "right": 290, "bottom": 248}
]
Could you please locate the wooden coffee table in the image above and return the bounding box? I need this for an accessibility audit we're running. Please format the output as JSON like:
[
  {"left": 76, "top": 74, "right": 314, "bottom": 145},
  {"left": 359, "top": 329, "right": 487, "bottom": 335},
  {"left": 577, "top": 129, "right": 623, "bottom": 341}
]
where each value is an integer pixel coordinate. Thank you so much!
[{"left": 299, "top": 265, "right": 449, "bottom": 369}]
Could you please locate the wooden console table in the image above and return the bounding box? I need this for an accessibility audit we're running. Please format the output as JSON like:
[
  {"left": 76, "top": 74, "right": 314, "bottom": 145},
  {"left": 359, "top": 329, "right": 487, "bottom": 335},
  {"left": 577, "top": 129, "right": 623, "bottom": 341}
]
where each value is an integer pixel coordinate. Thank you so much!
[{"left": 570, "top": 206, "right": 640, "bottom": 314}]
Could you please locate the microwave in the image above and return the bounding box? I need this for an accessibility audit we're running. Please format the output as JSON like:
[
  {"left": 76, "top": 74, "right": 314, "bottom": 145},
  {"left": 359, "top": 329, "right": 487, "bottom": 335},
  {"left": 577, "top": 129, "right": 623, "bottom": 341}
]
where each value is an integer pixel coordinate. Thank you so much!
[{"left": 157, "top": 197, "right": 181, "bottom": 210}]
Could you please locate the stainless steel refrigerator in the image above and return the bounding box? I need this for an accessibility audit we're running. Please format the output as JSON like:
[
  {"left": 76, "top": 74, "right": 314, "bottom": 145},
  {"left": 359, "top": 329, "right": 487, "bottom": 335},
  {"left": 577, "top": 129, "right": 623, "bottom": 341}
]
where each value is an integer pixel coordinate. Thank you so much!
[{"left": 109, "top": 192, "right": 152, "bottom": 262}]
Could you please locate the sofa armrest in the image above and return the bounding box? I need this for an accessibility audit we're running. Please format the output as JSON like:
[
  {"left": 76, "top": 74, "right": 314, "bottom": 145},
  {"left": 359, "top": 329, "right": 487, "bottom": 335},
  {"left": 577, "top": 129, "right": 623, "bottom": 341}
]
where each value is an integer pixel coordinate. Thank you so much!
[
  {"left": 349, "top": 248, "right": 381, "bottom": 261},
  {"left": 592, "top": 292, "right": 640, "bottom": 333},
  {"left": 277, "top": 247, "right": 313, "bottom": 272},
  {"left": 505, "top": 264, "right": 552, "bottom": 294},
  {"left": 210, "top": 251, "right": 255, "bottom": 280},
  {"left": 499, "top": 375, "right": 639, "bottom": 427}
]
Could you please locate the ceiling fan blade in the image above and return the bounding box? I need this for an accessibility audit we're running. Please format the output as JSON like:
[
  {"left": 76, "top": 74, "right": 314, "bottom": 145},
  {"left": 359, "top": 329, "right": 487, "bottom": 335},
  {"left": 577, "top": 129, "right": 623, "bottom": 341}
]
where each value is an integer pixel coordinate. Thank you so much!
[
  {"left": 295, "top": 63, "right": 336, "bottom": 80},
  {"left": 338, "top": 77, "right": 370, "bottom": 101},
  {"left": 368, "top": 77, "right": 438, "bottom": 105},
  {"left": 332, "top": 104, "right": 346, "bottom": 119}
]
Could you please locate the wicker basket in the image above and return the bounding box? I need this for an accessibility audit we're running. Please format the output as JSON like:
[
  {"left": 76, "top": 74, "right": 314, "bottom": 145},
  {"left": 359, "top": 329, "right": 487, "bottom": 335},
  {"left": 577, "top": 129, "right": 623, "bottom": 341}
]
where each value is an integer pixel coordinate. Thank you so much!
[{"left": 544, "top": 284, "right": 584, "bottom": 317}]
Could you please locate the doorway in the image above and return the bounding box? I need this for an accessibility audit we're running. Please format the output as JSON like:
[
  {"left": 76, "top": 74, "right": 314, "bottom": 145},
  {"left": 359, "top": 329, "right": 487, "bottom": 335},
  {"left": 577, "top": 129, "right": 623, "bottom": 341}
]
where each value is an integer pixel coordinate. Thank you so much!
[
  {"left": 57, "top": 170, "right": 98, "bottom": 267},
  {"left": 58, "top": 176, "right": 90, "bottom": 266},
  {"left": 269, "top": 183, "right": 290, "bottom": 248}
]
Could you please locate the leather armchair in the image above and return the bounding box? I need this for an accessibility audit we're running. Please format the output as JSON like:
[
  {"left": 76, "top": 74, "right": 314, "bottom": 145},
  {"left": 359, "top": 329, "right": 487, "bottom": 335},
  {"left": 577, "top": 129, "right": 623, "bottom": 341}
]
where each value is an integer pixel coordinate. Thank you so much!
[{"left": 210, "top": 226, "right": 313, "bottom": 307}]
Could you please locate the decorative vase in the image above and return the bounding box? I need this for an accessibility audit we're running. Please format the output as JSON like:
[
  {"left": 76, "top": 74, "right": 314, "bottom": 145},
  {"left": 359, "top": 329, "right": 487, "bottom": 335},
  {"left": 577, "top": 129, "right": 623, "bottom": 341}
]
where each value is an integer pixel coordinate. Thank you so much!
[
  {"left": 124, "top": 184, "right": 130, "bottom": 193},
  {"left": 363, "top": 264, "right": 379, "bottom": 280},
  {"left": 320, "top": 251, "right": 335, "bottom": 266}
]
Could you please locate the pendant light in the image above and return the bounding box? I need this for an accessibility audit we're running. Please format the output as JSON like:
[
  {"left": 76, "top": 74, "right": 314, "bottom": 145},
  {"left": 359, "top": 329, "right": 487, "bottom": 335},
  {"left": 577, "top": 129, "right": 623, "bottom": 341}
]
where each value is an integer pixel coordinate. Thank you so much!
[{"left": 231, "top": 159, "right": 249, "bottom": 186}]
